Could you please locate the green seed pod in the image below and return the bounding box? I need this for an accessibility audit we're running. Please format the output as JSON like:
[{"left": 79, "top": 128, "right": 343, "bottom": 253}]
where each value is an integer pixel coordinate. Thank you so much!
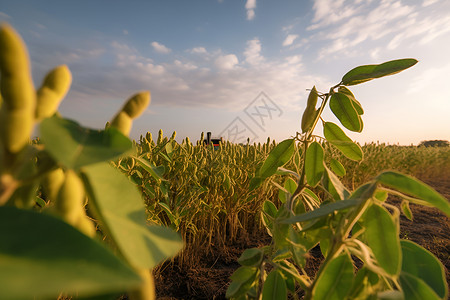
[
  {"left": 301, "top": 86, "right": 319, "bottom": 133},
  {"left": 41, "top": 167, "right": 65, "bottom": 203},
  {"left": 111, "top": 111, "right": 132, "bottom": 136},
  {"left": 0, "top": 108, "right": 33, "bottom": 153},
  {"left": 35, "top": 65, "right": 72, "bottom": 120},
  {"left": 0, "top": 24, "right": 35, "bottom": 111},
  {"left": 157, "top": 129, "right": 163, "bottom": 144},
  {"left": 121, "top": 91, "right": 150, "bottom": 118},
  {"left": 55, "top": 170, "right": 85, "bottom": 225},
  {"left": 146, "top": 131, "right": 152, "bottom": 143}
]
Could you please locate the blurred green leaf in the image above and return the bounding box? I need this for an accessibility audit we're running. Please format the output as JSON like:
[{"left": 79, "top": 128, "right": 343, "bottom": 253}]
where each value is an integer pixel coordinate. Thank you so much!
[
  {"left": 282, "top": 199, "right": 359, "bottom": 224},
  {"left": 82, "top": 162, "right": 183, "bottom": 269},
  {"left": 0, "top": 207, "right": 141, "bottom": 300},
  {"left": 329, "top": 93, "right": 363, "bottom": 132},
  {"left": 400, "top": 200, "right": 413, "bottom": 221},
  {"left": 305, "top": 141, "right": 324, "bottom": 187},
  {"left": 262, "top": 270, "right": 287, "bottom": 300},
  {"left": 238, "top": 248, "right": 264, "bottom": 267},
  {"left": 400, "top": 240, "right": 447, "bottom": 299},
  {"left": 341, "top": 58, "right": 418, "bottom": 86},
  {"left": 362, "top": 203, "right": 401, "bottom": 276},
  {"left": 323, "top": 122, "right": 363, "bottom": 160},
  {"left": 40, "top": 116, "right": 132, "bottom": 170},
  {"left": 399, "top": 272, "right": 440, "bottom": 300},
  {"left": 376, "top": 171, "right": 450, "bottom": 217},
  {"left": 227, "top": 266, "right": 259, "bottom": 299},
  {"left": 312, "top": 253, "right": 354, "bottom": 300}
]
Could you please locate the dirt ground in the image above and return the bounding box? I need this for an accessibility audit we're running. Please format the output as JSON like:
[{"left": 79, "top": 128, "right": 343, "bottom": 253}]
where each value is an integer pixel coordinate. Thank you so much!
[{"left": 154, "top": 179, "right": 450, "bottom": 300}]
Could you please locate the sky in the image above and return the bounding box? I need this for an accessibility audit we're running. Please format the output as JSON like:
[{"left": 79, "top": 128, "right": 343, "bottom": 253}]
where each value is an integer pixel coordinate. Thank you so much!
[{"left": 1, "top": 0, "right": 450, "bottom": 145}]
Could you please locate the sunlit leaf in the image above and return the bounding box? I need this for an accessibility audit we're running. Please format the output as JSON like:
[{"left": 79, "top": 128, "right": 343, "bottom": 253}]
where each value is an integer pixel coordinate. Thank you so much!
[
  {"left": 330, "top": 158, "right": 346, "bottom": 176},
  {"left": 338, "top": 86, "right": 364, "bottom": 115},
  {"left": 341, "top": 58, "right": 418, "bottom": 86},
  {"left": 282, "top": 199, "right": 359, "bottom": 224},
  {"left": 305, "top": 141, "right": 324, "bottom": 187},
  {"left": 323, "top": 122, "right": 363, "bottom": 160},
  {"left": 362, "top": 203, "right": 401, "bottom": 276},
  {"left": 401, "top": 240, "right": 448, "bottom": 299},
  {"left": 329, "top": 93, "right": 363, "bottom": 132},
  {"left": 238, "top": 248, "right": 264, "bottom": 267},
  {"left": 377, "top": 171, "right": 450, "bottom": 217}
]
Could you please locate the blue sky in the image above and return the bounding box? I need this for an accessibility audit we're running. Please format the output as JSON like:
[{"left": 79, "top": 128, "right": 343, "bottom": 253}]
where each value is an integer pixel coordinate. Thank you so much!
[{"left": 1, "top": 0, "right": 450, "bottom": 145}]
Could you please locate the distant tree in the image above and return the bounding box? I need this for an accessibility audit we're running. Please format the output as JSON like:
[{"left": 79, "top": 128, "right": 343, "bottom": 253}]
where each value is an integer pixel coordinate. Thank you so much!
[{"left": 418, "top": 140, "right": 450, "bottom": 147}]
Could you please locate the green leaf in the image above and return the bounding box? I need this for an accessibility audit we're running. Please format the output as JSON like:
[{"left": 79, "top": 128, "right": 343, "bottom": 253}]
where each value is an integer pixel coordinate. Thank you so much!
[
  {"left": 262, "top": 270, "right": 287, "bottom": 300},
  {"left": 322, "top": 166, "right": 350, "bottom": 201},
  {"left": 249, "top": 176, "right": 264, "bottom": 191},
  {"left": 376, "top": 171, "right": 450, "bottom": 217},
  {"left": 362, "top": 203, "right": 401, "bottom": 276},
  {"left": 338, "top": 86, "right": 364, "bottom": 115},
  {"left": 399, "top": 272, "right": 440, "bottom": 300},
  {"left": 258, "top": 139, "right": 295, "bottom": 178},
  {"left": 0, "top": 207, "right": 141, "bottom": 300},
  {"left": 278, "top": 177, "right": 297, "bottom": 203},
  {"left": 238, "top": 248, "right": 264, "bottom": 267},
  {"left": 40, "top": 116, "right": 132, "bottom": 170},
  {"left": 341, "top": 58, "right": 418, "bottom": 86},
  {"left": 227, "top": 266, "right": 259, "bottom": 298},
  {"left": 305, "top": 141, "right": 324, "bottom": 187},
  {"left": 329, "top": 158, "right": 346, "bottom": 176},
  {"left": 134, "top": 156, "right": 165, "bottom": 181},
  {"left": 400, "top": 240, "right": 448, "bottom": 299},
  {"left": 282, "top": 199, "right": 359, "bottom": 224},
  {"left": 400, "top": 200, "right": 413, "bottom": 220},
  {"left": 329, "top": 93, "right": 363, "bottom": 132},
  {"left": 82, "top": 162, "right": 183, "bottom": 269},
  {"left": 312, "top": 253, "right": 354, "bottom": 300},
  {"left": 323, "top": 122, "right": 363, "bottom": 160}
]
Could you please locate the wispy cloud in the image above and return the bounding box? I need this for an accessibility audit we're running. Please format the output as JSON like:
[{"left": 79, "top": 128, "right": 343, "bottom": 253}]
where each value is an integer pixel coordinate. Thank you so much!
[
  {"left": 282, "top": 34, "right": 299, "bottom": 47},
  {"left": 151, "top": 41, "right": 171, "bottom": 54},
  {"left": 299, "top": 0, "right": 450, "bottom": 60},
  {"left": 244, "top": 38, "right": 263, "bottom": 65},
  {"left": 245, "top": 0, "right": 256, "bottom": 20}
]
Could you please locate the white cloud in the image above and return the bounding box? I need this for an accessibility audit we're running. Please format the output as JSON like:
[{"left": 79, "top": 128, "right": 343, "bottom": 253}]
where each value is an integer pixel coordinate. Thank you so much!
[
  {"left": 245, "top": 0, "right": 256, "bottom": 20},
  {"left": 244, "top": 38, "right": 263, "bottom": 65},
  {"left": 151, "top": 41, "right": 171, "bottom": 54},
  {"left": 215, "top": 54, "right": 239, "bottom": 70},
  {"left": 189, "top": 47, "right": 208, "bottom": 54},
  {"left": 423, "top": 0, "right": 439, "bottom": 7},
  {"left": 282, "top": 34, "right": 299, "bottom": 47},
  {"left": 304, "top": 0, "right": 450, "bottom": 60}
]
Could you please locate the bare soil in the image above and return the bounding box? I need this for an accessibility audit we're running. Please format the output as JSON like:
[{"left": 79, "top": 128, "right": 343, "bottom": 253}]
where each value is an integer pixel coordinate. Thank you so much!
[{"left": 154, "top": 179, "right": 450, "bottom": 300}]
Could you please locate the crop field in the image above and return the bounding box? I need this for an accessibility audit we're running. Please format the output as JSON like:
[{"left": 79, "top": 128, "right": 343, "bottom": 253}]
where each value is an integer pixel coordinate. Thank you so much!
[
  {"left": 2, "top": 23, "right": 449, "bottom": 300},
  {"left": 117, "top": 134, "right": 450, "bottom": 299}
]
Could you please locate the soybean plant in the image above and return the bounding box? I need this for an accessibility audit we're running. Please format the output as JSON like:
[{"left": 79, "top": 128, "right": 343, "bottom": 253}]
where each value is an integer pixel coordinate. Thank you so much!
[
  {"left": 226, "top": 59, "right": 450, "bottom": 299},
  {"left": 0, "top": 23, "right": 182, "bottom": 299}
]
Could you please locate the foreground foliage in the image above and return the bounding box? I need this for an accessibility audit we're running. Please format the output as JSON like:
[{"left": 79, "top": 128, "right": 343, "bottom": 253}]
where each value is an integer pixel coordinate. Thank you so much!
[
  {"left": 0, "top": 24, "right": 182, "bottom": 299},
  {"left": 224, "top": 59, "right": 450, "bottom": 299}
]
